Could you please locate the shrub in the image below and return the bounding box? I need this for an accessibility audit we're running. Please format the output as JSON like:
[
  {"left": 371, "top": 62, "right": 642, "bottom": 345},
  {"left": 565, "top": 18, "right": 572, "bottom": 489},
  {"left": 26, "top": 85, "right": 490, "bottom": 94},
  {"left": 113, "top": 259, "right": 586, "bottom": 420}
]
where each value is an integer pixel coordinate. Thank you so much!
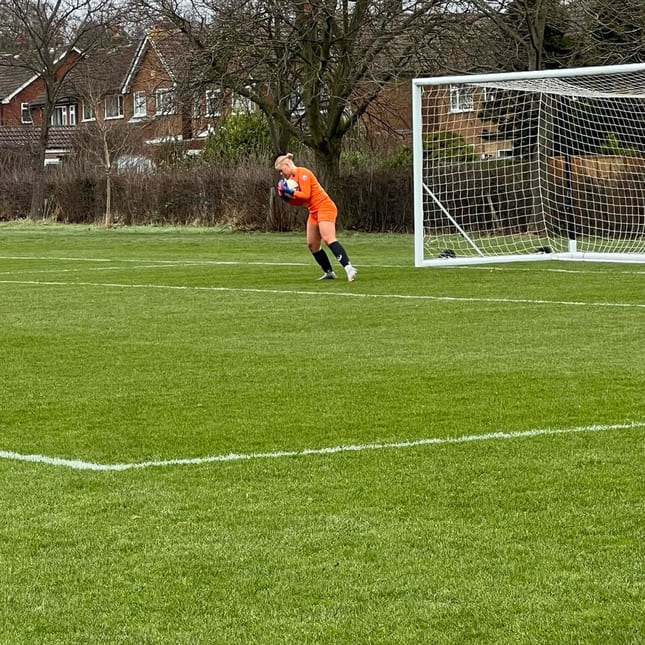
[
  {"left": 380, "top": 146, "right": 412, "bottom": 169},
  {"left": 0, "top": 156, "right": 417, "bottom": 231},
  {"left": 340, "top": 150, "right": 372, "bottom": 171},
  {"left": 155, "top": 140, "right": 190, "bottom": 167},
  {"left": 202, "top": 113, "right": 272, "bottom": 164},
  {"left": 48, "top": 170, "right": 98, "bottom": 223},
  {"left": 335, "top": 167, "right": 413, "bottom": 232},
  {"left": 425, "top": 131, "right": 478, "bottom": 164},
  {"left": 598, "top": 133, "right": 641, "bottom": 157}
]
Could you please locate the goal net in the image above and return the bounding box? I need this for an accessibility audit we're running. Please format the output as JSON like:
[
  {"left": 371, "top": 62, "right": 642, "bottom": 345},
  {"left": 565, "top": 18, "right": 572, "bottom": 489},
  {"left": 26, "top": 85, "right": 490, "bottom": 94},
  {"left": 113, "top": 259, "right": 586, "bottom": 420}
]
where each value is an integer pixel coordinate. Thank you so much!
[{"left": 412, "top": 64, "right": 645, "bottom": 266}]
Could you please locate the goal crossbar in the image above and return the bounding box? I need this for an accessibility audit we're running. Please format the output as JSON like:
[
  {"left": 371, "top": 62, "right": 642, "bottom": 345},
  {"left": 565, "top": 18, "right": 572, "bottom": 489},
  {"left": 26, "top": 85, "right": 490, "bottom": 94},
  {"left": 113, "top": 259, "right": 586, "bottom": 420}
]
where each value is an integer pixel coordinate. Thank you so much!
[{"left": 413, "top": 62, "right": 645, "bottom": 88}]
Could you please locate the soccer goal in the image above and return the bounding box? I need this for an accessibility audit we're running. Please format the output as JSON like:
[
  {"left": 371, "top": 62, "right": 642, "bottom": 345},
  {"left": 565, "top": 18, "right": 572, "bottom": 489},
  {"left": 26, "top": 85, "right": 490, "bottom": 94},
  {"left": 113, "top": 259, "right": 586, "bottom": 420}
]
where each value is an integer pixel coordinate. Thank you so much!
[{"left": 412, "top": 63, "right": 645, "bottom": 266}]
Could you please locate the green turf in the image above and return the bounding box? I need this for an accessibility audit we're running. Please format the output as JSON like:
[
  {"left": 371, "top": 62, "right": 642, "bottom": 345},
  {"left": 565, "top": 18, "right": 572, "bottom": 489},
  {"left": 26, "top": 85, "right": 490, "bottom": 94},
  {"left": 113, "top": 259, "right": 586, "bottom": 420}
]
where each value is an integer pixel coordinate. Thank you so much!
[{"left": 1, "top": 222, "right": 643, "bottom": 644}]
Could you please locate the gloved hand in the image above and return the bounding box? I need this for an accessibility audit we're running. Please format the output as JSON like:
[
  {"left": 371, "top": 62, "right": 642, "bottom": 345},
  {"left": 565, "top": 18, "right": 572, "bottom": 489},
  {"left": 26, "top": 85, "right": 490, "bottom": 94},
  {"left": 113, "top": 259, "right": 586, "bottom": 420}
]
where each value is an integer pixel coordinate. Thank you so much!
[{"left": 277, "top": 179, "right": 295, "bottom": 201}]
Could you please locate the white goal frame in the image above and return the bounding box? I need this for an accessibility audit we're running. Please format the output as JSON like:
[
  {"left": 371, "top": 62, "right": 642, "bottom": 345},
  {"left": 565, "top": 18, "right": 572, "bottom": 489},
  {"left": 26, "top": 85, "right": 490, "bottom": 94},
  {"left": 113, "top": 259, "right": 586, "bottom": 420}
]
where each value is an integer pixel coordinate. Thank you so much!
[{"left": 413, "top": 63, "right": 645, "bottom": 266}]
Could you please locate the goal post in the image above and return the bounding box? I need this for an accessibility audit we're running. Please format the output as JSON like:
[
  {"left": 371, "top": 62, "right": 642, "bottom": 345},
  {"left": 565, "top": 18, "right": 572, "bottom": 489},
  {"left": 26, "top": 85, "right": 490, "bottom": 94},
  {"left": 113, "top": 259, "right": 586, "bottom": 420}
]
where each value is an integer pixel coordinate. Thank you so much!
[{"left": 412, "top": 63, "right": 645, "bottom": 266}]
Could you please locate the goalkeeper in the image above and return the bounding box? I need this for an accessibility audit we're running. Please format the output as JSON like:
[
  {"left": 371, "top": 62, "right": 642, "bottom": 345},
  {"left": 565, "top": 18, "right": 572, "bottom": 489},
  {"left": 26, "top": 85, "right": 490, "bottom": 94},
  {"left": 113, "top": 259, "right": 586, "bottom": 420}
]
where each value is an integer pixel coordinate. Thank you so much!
[{"left": 275, "top": 152, "right": 357, "bottom": 282}]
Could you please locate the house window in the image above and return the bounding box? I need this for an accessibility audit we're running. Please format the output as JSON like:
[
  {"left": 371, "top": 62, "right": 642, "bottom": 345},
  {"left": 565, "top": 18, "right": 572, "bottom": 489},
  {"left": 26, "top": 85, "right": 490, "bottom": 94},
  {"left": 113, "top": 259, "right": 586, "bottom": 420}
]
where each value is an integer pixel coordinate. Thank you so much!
[
  {"left": 133, "top": 91, "right": 147, "bottom": 117},
  {"left": 104, "top": 94, "right": 124, "bottom": 119},
  {"left": 68, "top": 105, "right": 76, "bottom": 126},
  {"left": 50, "top": 105, "right": 68, "bottom": 126},
  {"left": 155, "top": 88, "right": 176, "bottom": 115},
  {"left": 21, "top": 103, "right": 32, "bottom": 123},
  {"left": 288, "top": 93, "right": 305, "bottom": 118},
  {"left": 82, "top": 102, "right": 96, "bottom": 121},
  {"left": 192, "top": 98, "right": 201, "bottom": 118},
  {"left": 205, "top": 90, "right": 222, "bottom": 117},
  {"left": 449, "top": 86, "right": 474, "bottom": 113},
  {"left": 231, "top": 92, "right": 253, "bottom": 114},
  {"left": 482, "top": 87, "right": 497, "bottom": 103}
]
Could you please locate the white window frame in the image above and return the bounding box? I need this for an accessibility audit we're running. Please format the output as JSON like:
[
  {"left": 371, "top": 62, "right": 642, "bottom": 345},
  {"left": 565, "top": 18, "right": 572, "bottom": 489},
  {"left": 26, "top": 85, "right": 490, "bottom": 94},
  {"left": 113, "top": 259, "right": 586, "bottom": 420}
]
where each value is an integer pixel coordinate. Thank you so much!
[
  {"left": 82, "top": 102, "right": 96, "bottom": 122},
  {"left": 68, "top": 104, "right": 76, "bottom": 126},
  {"left": 192, "top": 98, "right": 201, "bottom": 119},
  {"left": 50, "top": 105, "right": 68, "bottom": 126},
  {"left": 155, "top": 88, "right": 176, "bottom": 115},
  {"left": 205, "top": 89, "right": 222, "bottom": 117},
  {"left": 104, "top": 94, "right": 124, "bottom": 120},
  {"left": 21, "top": 102, "right": 32, "bottom": 124},
  {"left": 449, "top": 85, "right": 474, "bottom": 113},
  {"left": 482, "top": 87, "right": 497, "bottom": 103},
  {"left": 288, "top": 93, "right": 305, "bottom": 118},
  {"left": 133, "top": 91, "right": 147, "bottom": 118}
]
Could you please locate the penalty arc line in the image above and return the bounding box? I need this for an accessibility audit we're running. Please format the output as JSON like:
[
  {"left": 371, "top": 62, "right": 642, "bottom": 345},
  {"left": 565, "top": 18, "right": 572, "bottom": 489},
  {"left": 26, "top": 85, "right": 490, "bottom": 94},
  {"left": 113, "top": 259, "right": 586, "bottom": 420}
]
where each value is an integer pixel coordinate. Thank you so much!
[
  {"left": 1, "top": 279, "right": 644, "bottom": 309},
  {"left": 0, "top": 421, "right": 643, "bottom": 472}
]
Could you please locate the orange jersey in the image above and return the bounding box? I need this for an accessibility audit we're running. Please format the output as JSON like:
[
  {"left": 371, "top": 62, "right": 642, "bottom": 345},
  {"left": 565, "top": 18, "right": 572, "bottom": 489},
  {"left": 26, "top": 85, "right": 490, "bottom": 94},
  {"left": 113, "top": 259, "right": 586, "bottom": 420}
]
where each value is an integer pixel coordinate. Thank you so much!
[{"left": 288, "top": 167, "right": 336, "bottom": 217}]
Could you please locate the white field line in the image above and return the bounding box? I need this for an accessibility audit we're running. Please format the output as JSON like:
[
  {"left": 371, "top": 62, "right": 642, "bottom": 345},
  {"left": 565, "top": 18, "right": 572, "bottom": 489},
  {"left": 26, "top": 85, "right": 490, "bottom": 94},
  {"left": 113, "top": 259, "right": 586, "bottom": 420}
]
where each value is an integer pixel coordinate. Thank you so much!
[
  {"left": 467, "top": 265, "right": 645, "bottom": 276},
  {"left": 0, "top": 263, "right": 267, "bottom": 277},
  {"left": 1, "top": 255, "right": 644, "bottom": 275},
  {"left": 0, "top": 257, "right": 311, "bottom": 268},
  {"left": 0, "top": 421, "right": 642, "bottom": 472},
  {"left": 0, "top": 263, "right": 414, "bottom": 278},
  {"left": 0, "top": 255, "right": 113, "bottom": 262},
  {"left": 2, "top": 263, "right": 644, "bottom": 278},
  {"left": 1, "top": 278, "right": 644, "bottom": 309}
]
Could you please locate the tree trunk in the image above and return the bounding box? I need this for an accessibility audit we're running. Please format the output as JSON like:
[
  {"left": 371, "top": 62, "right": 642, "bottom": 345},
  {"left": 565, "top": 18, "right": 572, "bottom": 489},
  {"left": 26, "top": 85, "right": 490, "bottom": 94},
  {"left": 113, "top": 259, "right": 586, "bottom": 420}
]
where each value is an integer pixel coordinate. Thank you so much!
[
  {"left": 527, "top": 0, "right": 547, "bottom": 70},
  {"left": 29, "top": 125, "right": 49, "bottom": 220},
  {"left": 105, "top": 173, "right": 112, "bottom": 227},
  {"left": 268, "top": 118, "right": 292, "bottom": 155},
  {"left": 313, "top": 138, "right": 342, "bottom": 195},
  {"left": 103, "top": 133, "right": 112, "bottom": 227}
]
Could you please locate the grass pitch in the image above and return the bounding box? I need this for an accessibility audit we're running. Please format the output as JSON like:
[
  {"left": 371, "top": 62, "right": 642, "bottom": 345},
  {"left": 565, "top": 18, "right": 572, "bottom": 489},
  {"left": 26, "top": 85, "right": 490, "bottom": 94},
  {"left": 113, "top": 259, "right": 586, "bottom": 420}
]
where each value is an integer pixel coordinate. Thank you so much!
[{"left": 1, "top": 222, "right": 643, "bottom": 644}]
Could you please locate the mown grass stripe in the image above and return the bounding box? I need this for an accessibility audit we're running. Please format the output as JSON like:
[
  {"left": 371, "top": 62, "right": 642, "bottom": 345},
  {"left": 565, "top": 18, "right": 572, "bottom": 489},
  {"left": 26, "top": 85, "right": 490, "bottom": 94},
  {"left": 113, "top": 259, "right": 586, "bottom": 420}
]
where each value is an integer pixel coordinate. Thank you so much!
[
  {"left": 1, "top": 278, "right": 644, "bottom": 309},
  {"left": 2, "top": 255, "right": 644, "bottom": 274}
]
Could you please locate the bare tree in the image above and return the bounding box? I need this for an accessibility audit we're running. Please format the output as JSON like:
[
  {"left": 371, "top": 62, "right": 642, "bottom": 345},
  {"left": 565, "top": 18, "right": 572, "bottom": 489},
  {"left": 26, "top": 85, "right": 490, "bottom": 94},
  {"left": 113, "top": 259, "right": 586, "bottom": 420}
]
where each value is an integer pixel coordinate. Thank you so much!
[
  {"left": 457, "top": 0, "right": 645, "bottom": 71},
  {"left": 68, "top": 43, "right": 145, "bottom": 226},
  {"left": 73, "top": 119, "right": 144, "bottom": 226},
  {"left": 0, "top": 0, "right": 121, "bottom": 218},
  {"left": 458, "top": 0, "right": 574, "bottom": 71},
  {"left": 570, "top": 0, "right": 645, "bottom": 65},
  {"left": 136, "top": 0, "right": 450, "bottom": 186}
]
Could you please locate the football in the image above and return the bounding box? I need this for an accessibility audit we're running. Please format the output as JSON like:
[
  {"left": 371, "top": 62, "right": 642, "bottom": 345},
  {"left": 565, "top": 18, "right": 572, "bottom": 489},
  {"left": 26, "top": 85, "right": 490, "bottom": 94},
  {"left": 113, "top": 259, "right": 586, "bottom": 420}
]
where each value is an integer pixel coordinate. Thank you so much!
[{"left": 277, "top": 178, "right": 299, "bottom": 199}]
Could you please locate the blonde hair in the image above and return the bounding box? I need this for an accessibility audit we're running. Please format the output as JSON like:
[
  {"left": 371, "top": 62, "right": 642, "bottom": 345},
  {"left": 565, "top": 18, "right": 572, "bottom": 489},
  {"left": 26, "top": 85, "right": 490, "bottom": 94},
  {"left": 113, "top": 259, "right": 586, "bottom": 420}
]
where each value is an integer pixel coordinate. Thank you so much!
[{"left": 274, "top": 153, "right": 294, "bottom": 169}]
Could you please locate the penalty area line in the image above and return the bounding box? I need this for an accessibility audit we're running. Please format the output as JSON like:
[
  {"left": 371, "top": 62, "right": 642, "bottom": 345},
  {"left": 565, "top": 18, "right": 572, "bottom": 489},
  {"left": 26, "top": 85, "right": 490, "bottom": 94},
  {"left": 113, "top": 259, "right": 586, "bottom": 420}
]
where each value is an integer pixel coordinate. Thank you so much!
[
  {"left": 1, "top": 278, "right": 644, "bottom": 309},
  {"left": 1, "top": 256, "right": 641, "bottom": 275},
  {"left": 0, "top": 421, "right": 643, "bottom": 472}
]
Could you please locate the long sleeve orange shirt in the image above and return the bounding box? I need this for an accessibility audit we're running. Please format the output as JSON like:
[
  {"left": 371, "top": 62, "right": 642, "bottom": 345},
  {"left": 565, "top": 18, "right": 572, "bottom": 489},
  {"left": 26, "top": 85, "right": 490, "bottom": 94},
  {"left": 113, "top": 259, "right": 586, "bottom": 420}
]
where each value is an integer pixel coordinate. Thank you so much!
[{"left": 288, "top": 167, "right": 337, "bottom": 217}]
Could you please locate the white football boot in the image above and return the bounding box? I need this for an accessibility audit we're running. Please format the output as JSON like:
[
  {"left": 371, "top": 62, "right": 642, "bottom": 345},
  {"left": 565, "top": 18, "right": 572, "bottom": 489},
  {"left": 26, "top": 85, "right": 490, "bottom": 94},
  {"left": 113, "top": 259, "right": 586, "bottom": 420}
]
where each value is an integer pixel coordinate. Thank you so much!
[
  {"left": 344, "top": 264, "right": 357, "bottom": 282},
  {"left": 317, "top": 270, "right": 337, "bottom": 280}
]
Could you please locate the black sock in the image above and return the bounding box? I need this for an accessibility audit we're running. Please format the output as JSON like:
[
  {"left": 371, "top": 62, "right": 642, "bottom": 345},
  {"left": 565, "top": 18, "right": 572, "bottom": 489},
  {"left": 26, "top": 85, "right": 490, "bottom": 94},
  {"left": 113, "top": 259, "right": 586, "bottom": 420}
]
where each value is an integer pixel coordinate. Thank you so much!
[
  {"left": 312, "top": 249, "right": 333, "bottom": 273},
  {"left": 328, "top": 241, "right": 350, "bottom": 267}
]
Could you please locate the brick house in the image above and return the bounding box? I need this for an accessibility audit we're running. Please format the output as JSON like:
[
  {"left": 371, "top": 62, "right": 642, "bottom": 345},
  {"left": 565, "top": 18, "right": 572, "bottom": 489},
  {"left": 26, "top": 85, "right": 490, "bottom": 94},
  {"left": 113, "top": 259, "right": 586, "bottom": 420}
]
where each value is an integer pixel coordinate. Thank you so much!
[
  {"left": 0, "top": 31, "right": 224, "bottom": 165},
  {"left": 4, "top": 35, "right": 511, "bottom": 166},
  {"left": 119, "top": 27, "right": 222, "bottom": 151},
  {"left": 363, "top": 79, "right": 513, "bottom": 160},
  {"left": 0, "top": 49, "right": 84, "bottom": 127},
  {"left": 425, "top": 84, "right": 513, "bottom": 159},
  {"left": 0, "top": 63, "right": 40, "bottom": 125},
  {"left": 360, "top": 80, "right": 413, "bottom": 155},
  {"left": 0, "top": 49, "right": 82, "bottom": 163}
]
